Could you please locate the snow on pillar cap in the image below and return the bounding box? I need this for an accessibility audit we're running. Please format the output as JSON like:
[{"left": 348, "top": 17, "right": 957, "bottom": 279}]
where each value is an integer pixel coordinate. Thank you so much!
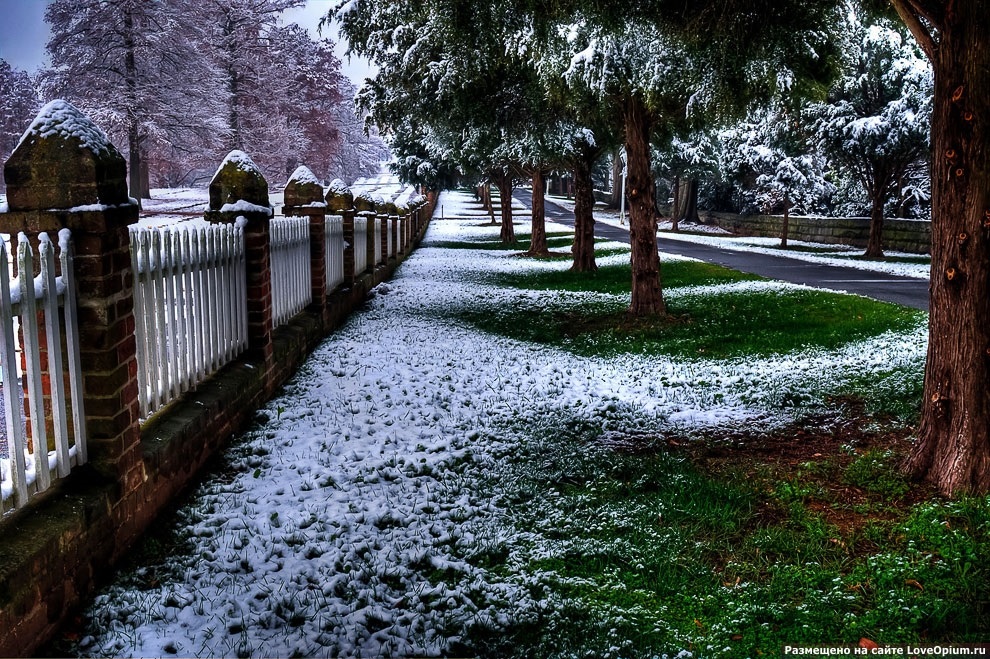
[
  {"left": 283, "top": 165, "right": 325, "bottom": 208},
  {"left": 3, "top": 99, "right": 129, "bottom": 212},
  {"left": 354, "top": 190, "right": 377, "bottom": 213},
  {"left": 208, "top": 150, "right": 272, "bottom": 216},
  {"left": 325, "top": 178, "right": 354, "bottom": 212},
  {"left": 371, "top": 193, "right": 389, "bottom": 215}
]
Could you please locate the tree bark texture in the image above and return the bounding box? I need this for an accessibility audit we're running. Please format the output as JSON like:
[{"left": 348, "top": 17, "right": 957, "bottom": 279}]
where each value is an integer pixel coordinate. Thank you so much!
[
  {"left": 611, "top": 147, "right": 624, "bottom": 208},
  {"left": 571, "top": 155, "right": 598, "bottom": 272},
  {"left": 675, "top": 178, "right": 700, "bottom": 227},
  {"left": 865, "top": 190, "right": 886, "bottom": 258},
  {"left": 527, "top": 169, "right": 549, "bottom": 256},
  {"left": 671, "top": 175, "right": 681, "bottom": 231},
  {"left": 496, "top": 174, "right": 515, "bottom": 243},
  {"left": 907, "top": 1, "right": 990, "bottom": 495},
  {"left": 624, "top": 94, "right": 666, "bottom": 316}
]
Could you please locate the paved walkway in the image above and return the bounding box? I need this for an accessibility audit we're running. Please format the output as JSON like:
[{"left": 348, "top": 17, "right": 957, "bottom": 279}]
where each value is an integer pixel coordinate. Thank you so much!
[{"left": 513, "top": 190, "right": 930, "bottom": 311}]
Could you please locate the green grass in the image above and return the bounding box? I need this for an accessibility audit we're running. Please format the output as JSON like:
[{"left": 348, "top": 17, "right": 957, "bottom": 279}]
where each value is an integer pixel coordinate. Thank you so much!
[
  {"left": 466, "top": 422, "right": 990, "bottom": 658},
  {"left": 454, "top": 260, "right": 924, "bottom": 359}
]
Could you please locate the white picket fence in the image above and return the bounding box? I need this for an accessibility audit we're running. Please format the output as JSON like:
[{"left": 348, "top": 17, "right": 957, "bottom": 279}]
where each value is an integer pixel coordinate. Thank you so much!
[
  {"left": 373, "top": 217, "right": 383, "bottom": 264},
  {"left": 0, "top": 231, "right": 86, "bottom": 514},
  {"left": 271, "top": 217, "right": 312, "bottom": 328},
  {"left": 353, "top": 216, "right": 368, "bottom": 275},
  {"left": 326, "top": 215, "right": 345, "bottom": 291},
  {"left": 130, "top": 223, "right": 248, "bottom": 418},
  {"left": 387, "top": 218, "right": 395, "bottom": 258}
]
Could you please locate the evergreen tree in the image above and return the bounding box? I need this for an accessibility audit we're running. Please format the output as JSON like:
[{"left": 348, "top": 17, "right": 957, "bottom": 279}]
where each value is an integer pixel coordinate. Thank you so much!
[{"left": 809, "top": 10, "right": 931, "bottom": 257}]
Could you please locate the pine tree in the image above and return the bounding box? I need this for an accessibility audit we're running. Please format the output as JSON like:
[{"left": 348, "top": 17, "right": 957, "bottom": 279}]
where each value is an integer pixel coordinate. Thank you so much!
[{"left": 810, "top": 10, "right": 931, "bottom": 257}]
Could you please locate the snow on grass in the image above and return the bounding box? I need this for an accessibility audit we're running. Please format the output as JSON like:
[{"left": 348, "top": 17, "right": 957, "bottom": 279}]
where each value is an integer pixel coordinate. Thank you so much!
[
  {"left": 544, "top": 193, "right": 930, "bottom": 278},
  {"left": 74, "top": 193, "right": 926, "bottom": 657},
  {"left": 659, "top": 231, "right": 930, "bottom": 279}
]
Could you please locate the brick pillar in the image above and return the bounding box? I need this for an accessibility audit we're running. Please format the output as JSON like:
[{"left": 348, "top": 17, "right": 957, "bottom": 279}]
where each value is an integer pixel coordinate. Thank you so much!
[
  {"left": 204, "top": 150, "right": 273, "bottom": 366},
  {"left": 283, "top": 166, "right": 327, "bottom": 316},
  {"left": 398, "top": 206, "right": 409, "bottom": 254},
  {"left": 386, "top": 201, "right": 399, "bottom": 258},
  {"left": 354, "top": 191, "right": 377, "bottom": 272},
  {"left": 1, "top": 100, "right": 142, "bottom": 488},
  {"left": 341, "top": 209, "right": 357, "bottom": 285},
  {"left": 375, "top": 198, "right": 389, "bottom": 265},
  {"left": 326, "top": 180, "right": 356, "bottom": 287}
]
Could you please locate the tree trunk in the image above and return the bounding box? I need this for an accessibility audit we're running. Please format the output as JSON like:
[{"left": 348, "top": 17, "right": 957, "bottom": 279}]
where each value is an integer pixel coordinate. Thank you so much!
[
  {"left": 611, "top": 147, "right": 624, "bottom": 208},
  {"left": 140, "top": 152, "right": 151, "bottom": 199},
  {"left": 780, "top": 198, "right": 790, "bottom": 248},
  {"left": 671, "top": 175, "right": 681, "bottom": 231},
  {"left": 496, "top": 173, "right": 515, "bottom": 243},
  {"left": 527, "top": 168, "right": 549, "bottom": 256},
  {"left": 484, "top": 184, "right": 496, "bottom": 224},
  {"left": 123, "top": 5, "right": 142, "bottom": 207},
  {"left": 864, "top": 190, "right": 886, "bottom": 258},
  {"left": 571, "top": 154, "right": 598, "bottom": 272},
  {"left": 678, "top": 178, "right": 700, "bottom": 225},
  {"left": 906, "top": 5, "right": 990, "bottom": 495},
  {"left": 624, "top": 94, "right": 666, "bottom": 316}
]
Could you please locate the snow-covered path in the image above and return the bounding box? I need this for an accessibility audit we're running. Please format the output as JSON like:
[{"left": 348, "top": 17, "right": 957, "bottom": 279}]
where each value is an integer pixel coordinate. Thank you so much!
[{"left": 74, "top": 192, "right": 927, "bottom": 658}]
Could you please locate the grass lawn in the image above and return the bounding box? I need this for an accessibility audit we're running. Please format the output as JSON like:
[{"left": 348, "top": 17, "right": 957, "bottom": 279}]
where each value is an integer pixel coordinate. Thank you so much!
[{"left": 444, "top": 230, "right": 989, "bottom": 657}]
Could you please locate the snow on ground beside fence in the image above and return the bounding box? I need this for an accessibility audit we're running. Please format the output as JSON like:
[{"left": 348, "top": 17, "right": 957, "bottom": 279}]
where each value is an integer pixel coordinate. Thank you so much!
[{"left": 73, "top": 193, "right": 927, "bottom": 657}]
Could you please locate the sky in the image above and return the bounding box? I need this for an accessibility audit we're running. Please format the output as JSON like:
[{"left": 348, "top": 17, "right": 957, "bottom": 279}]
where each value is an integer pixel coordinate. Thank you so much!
[{"left": 0, "top": 0, "right": 377, "bottom": 86}]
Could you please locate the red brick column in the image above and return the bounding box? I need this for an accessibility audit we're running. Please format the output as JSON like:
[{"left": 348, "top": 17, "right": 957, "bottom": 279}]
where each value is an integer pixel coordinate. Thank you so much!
[
  {"left": 326, "top": 180, "right": 356, "bottom": 286},
  {"left": 1, "top": 100, "right": 142, "bottom": 488},
  {"left": 341, "top": 209, "right": 357, "bottom": 285},
  {"left": 205, "top": 150, "right": 274, "bottom": 366},
  {"left": 283, "top": 166, "right": 328, "bottom": 315}
]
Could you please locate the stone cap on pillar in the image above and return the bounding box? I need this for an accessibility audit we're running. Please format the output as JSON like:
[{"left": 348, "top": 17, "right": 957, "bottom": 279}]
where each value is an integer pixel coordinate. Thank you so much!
[
  {"left": 325, "top": 179, "right": 354, "bottom": 213},
  {"left": 2, "top": 100, "right": 130, "bottom": 214},
  {"left": 206, "top": 150, "right": 273, "bottom": 222},
  {"left": 371, "top": 194, "right": 389, "bottom": 216},
  {"left": 354, "top": 191, "right": 377, "bottom": 215},
  {"left": 283, "top": 165, "right": 326, "bottom": 214}
]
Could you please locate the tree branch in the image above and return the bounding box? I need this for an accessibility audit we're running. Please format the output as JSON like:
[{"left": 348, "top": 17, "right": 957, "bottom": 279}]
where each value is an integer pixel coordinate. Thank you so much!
[{"left": 890, "top": 0, "right": 937, "bottom": 61}]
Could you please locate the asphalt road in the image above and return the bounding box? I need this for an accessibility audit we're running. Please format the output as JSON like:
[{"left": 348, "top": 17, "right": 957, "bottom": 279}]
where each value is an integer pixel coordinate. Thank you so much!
[{"left": 513, "top": 190, "right": 930, "bottom": 311}]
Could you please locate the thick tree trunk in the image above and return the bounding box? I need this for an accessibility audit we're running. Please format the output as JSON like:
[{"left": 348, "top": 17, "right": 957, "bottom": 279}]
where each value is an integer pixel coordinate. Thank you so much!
[
  {"left": 864, "top": 191, "right": 886, "bottom": 258},
  {"left": 624, "top": 94, "right": 666, "bottom": 316},
  {"left": 496, "top": 174, "right": 515, "bottom": 243},
  {"left": 678, "top": 178, "right": 700, "bottom": 224},
  {"left": 907, "top": 6, "right": 990, "bottom": 495},
  {"left": 140, "top": 153, "right": 151, "bottom": 199},
  {"left": 571, "top": 155, "right": 598, "bottom": 272},
  {"left": 527, "top": 169, "right": 549, "bottom": 256},
  {"left": 611, "top": 147, "right": 624, "bottom": 208}
]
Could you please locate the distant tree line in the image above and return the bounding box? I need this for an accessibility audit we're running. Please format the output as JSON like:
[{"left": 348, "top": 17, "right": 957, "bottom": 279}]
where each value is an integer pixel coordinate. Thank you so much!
[{"left": 0, "top": 0, "right": 388, "bottom": 198}]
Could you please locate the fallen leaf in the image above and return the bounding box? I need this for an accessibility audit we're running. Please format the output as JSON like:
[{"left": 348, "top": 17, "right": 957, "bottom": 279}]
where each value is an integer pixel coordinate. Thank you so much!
[
  {"left": 905, "top": 579, "right": 924, "bottom": 591},
  {"left": 859, "top": 638, "right": 879, "bottom": 650}
]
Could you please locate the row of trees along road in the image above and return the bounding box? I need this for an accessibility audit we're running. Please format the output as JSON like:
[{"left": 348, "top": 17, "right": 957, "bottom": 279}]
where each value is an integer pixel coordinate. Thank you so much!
[
  {"left": 334, "top": 0, "right": 990, "bottom": 496},
  {"left": 0, "top": 0, "right": 388, "bottom": 200}
]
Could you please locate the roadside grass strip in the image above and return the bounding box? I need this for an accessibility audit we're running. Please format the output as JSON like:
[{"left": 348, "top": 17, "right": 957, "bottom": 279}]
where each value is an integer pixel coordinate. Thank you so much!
[{"left": 58, "top": 201, "right": 990, "bottom": 659}]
